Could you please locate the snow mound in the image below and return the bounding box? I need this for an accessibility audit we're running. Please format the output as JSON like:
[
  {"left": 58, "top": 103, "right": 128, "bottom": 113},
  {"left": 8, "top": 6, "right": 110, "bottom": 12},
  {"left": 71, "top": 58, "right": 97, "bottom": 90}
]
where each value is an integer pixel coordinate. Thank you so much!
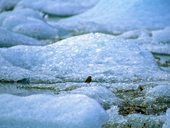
[
  {"left": 152, "top": 27, "right": 170, "bottom": 44},
  {"left": 0, "top": 94, "right": 108, "bottom": 128},
  {"left": 146, "top": 85, "right": 170, "bottom": 100},
  {"left": 17, "top": 0, "right": 98, "bottom": 16},
  {"left": 0, "top": 33, "right": 169, "bottom": 83},
  {"left": 52, "top": 0, "right": 170, "bottom": 36},
  {"left": 0, "top": 8, "right": 58, "bottom": 40},
  {"left": 70, "top": 86, "right": 121, "bottom": 108},
  {"left": 0, "top": 28, "right": 48, "bottom": 47}
]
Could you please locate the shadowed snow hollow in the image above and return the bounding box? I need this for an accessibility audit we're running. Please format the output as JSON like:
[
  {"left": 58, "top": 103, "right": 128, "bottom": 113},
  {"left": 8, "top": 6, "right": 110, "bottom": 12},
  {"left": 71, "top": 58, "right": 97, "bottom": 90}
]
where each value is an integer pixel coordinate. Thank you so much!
[
  {"left": 0, "top": 94, "right": 108, "bottom": 128},
  {"left": 0, "top": 0, "right": 21, "bottom": 12},
  {"left": 51, "top": 0, "right": 170, "bottom": 36},
  {"left": 0, "top": 33, "right": 169, "bottom": 83}
]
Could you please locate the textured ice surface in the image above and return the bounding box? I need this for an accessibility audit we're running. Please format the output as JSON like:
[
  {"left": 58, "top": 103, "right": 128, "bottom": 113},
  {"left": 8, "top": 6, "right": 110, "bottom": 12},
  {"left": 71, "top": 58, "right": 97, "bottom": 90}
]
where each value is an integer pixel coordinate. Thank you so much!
[
  {"left": 152, "top": 27, "right": 170, "bottom": 44},
  {"left": 127, "top": 114, "right": 165, "bottom": 128},
  {"left": 17, "top": 0, "right": 98, "bottom": 16},
  {"left": 0, "top": 0, "right": 20, "bottom": 12},
  {"left": 163, "top": 108, "right": 170, "bottom": 128},
  {"left": 146, "top": 85, "right": 170, "bottom": 99},
  {"left": 0, "top": 28, "right": 48, "bottom": 47},
  {"left": 0, "top": 33, "right": 169, "bottom": 83},
  {"left": 1, "top": 12, "right": 58, "bottom": 40},
  {"left": 107, "top": 106, "right": 126, "bottom": 123},
  {"left": 0, "top": 94, "right": 108, "bottom": 128},
  {"left": 0, "top": 8, "right": 43, "bottom": 27},
  {"left": 52, "top": 0, "right": 170, "bottom": 36},
  {"left": 118, "top": 28, "right": 170, "bottom": 54},
  {"left": 70, "top": 86, "right": 121, "bottom": 107}
]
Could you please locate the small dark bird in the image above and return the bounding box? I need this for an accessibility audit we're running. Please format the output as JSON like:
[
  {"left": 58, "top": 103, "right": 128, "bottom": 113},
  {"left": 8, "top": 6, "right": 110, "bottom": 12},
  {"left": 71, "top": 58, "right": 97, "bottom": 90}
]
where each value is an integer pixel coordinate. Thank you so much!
[{"left": 85, "top": 76, "right": 92, "bottom": 83}]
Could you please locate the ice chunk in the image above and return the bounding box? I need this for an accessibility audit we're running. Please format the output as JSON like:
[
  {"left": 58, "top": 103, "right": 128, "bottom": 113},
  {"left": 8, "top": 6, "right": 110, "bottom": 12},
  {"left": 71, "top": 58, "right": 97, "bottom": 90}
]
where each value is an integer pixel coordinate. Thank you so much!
[
  {"left": 0, "top": 8, "right": 43, "bottom": 26},
  {"left": 163, "top": 108, "right": 170, "bottom": 128},
  {"left": 17, "top": 0, "right": 98, "bottom": 16},
  {"left": 52, "top": 0, "right": 170, "bottom": 36},
  {"left": 0, "top": 33, "right": 169, "bottom": 83},
  {"left": 0, "top": 28, "right": 48, "bottom": 47},
  {"left": 152, "top": 27, "right": 170, "bottom": 44},
  {"left": 0, "top": 0, "right": 20, "bottom": 12},
  {"left": 119, "top": 29, "right": 170, "bottom": 54},
  {"left": 0, "top": 94, "right": 108, "bottom": 128},
  {"left": 70, "top": 86, "right": 121, "bottom": 108},
  {"left": 127, "top": 114, "right": 165, "bottom": 128},
  {"left": 2, "top": 14, "right": 58, "bottom": 40},
  {"left": 146, "top": 85, "right": 170, "bottom": 100},
  {"left": 107, "top": 106, "right": 126, "bottom": 124}
]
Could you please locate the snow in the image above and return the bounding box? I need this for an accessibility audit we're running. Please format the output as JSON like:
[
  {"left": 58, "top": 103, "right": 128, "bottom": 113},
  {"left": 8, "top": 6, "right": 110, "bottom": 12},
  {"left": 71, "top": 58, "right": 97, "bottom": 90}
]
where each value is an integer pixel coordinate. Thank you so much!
[
  {"left": 152, "top": 27, "right": 170, "bottom": 44},
  {"left": 127, "top": 114, "right": 165, "bottom": 128},
  {"left": 107, "top": 106, "right": 126, "bottom": 123},
  {"left": 119, "top": 29, "right": 170, "bottom": 54},
  {"left": 17, "top": 0, "right": 98, "bottom": 16},
  {"left": 0, "top": 0, "right": 20, "bottom": 12},
  {"left": 51, "top": 0, "right": 170, "bottom": 36},
  {"left": 163, "top": 108, "right": 170, "bottom": 128},
  {"left": 0, "top": 28, "right": 48, "bottom": 47},
  {"left": 146, "top": 85, "right": 170, "bottom": 99},
  {"left": 0, "top": 33, "right": 168, "bottom": 83},
  {"left": 70, "top": 86, "right": 121, "bottom": 107},
  {"left": 0, "top": 94, "right": 108, "bottom": 128},
  {"left": 1, "top": 9, "right": 58, "bottom": 40}
]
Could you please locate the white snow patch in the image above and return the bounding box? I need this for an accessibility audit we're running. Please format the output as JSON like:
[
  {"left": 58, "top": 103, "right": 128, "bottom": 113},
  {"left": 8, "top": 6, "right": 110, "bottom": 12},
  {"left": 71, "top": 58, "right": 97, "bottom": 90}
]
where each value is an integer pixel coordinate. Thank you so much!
[{"left": 0, "top": 94, "right": 108, "bottom": 128}]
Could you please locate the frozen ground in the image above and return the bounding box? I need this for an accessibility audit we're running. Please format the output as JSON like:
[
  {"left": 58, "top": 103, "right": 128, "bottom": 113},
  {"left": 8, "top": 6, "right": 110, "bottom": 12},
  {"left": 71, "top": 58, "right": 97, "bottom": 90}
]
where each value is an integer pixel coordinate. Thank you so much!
[{"left": 0, "top": 0, "right": 170, "bottom": 128}]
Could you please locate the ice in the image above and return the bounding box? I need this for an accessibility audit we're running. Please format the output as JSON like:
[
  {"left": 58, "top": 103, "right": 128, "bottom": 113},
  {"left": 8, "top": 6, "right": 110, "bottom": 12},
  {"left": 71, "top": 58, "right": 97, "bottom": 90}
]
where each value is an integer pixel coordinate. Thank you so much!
[
  {"left": 0, "top": 0, "right": 20, "bottom": 12},
  {"left": 126, "top": 114, "right": 165, "bottom": 128},
  {"left": 106, "top": 106, "right": 126, "bottom": 124},
  {"left": 17, "top": 0, "right": 98, "bottom": 16},
  {"left": 119, "top": 29, "right": 170, "bottom": 54},
  {"left": 1, "top": 10, "right": 58, "bottom": 40},
  {"left": 0, "top": 8, "right": 43, "bottom": 26},
  {"left": 51, "top": 0, "right": 170, "bottom": 36},
  {"left": 152, "top": 27, "right": 170, "bottom": 44},
  {"left": 0, "top": 33, "right": 169, "bottom": 83},
  {"left": 146, "top": 85, "right": 170, "bottom": 99},
  {"left": 163, "top": 108, "right": 170, "bottom": 128},
  {"left": 0, "top": 28, "right": 48, "bottom": 47},
  {"left": 70, "top": 86, "right": 121, "bottom": 108},
  {"left": 0, "top": 94, "right": 108, "bottom": 128}
]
